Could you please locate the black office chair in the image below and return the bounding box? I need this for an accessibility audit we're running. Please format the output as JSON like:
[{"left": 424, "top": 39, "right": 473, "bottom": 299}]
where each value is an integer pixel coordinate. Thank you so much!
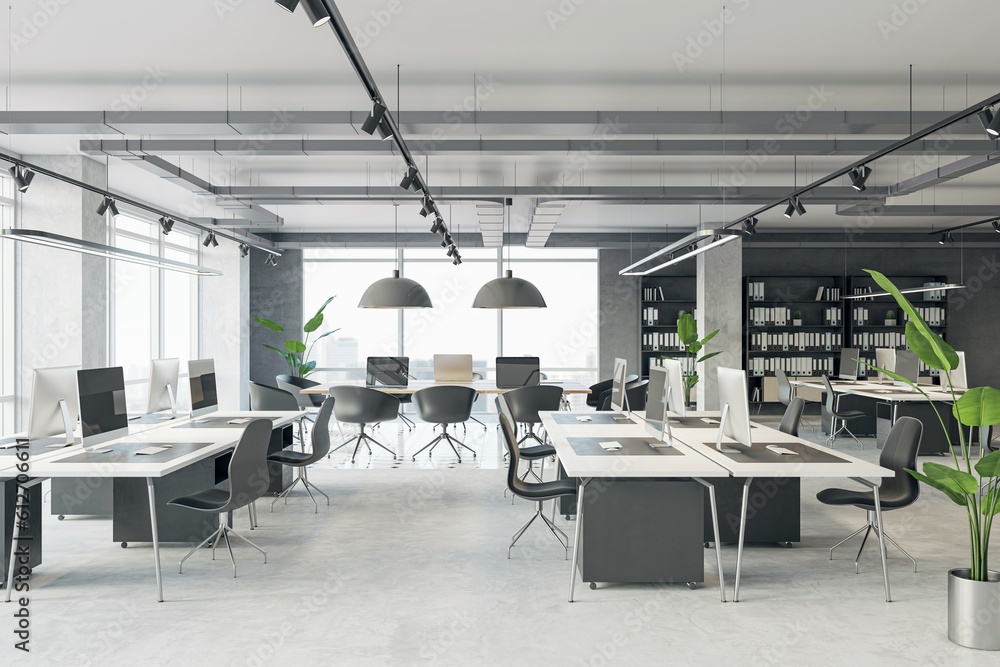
[
  {"left": 500, "top": 413, "right": 578, "bottom": 558},
  {"left": 503, "top": 385, "right": 564, "bottom": 447},
  {"left": 275, "top": 374, "right": 324, "bottom": 409},
  {"left": 248, "top": 380, "right": 306, "bottom": 448},
  {"left": 168, "top": 419, "right": 272, "bottom": 577},
  {"left": 597, "top": 378, "right": 649, "bottom": 412},
  {"left": 588, "top": 374, "right": 638, "bottom": 409},
  {"left": 395, "top": 374, "right": 417, "bottom": 430},
  {"left": 778, "top": 396, "right": 806, "bottom": 437},
  {"left": 268, "top": 397, "right": 334, "bottom": 512},
  {"left": 776, "top": 369, "right": 817, "bottom": 432},
  {"left": 465, "top": 371, "right": 488, "bottom": 430},
  {"left": 411, "top": 386, "right": 478, "bottom": 462},
  {"left": 817, "top": 416, "right": 923, "bottom": 574},
  {"left": 329, "top": 386, "right": 399, "bottom": 463},
  {"left": 822, "top": 375, "right": 867, "bottom": 448},
  {"left": 496, "top": 394, "right": 555, "bottom": 485}
]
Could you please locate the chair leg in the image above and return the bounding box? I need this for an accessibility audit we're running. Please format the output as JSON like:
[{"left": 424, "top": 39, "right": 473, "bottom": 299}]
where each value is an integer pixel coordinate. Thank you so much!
[
  {"left": 271, "top": 473, "right": 305, "bottom": 512},
  {"left": 399, "top": 413, "right": 416, "bottom": 430},
  {"left": 509, "top": 501, "right": 569, "bottom": 559},
  {"left": 879, "top": 529, "right": 918, "bottom": 573},
  {"left": 332, "top": 434, "right": 360, "bottom": 456},
  {"left": 302, "top": 478, "right": 330, "bottom": 507},
  {"left": 179, "top": 523, "right": 222, "bottom": 574},
  {"left": 443, "top": 429, "right": 477, "bottom": 458},
  {"left": 854, "top": 525, "right": 873, "bottom": 574},
  {"left": 360, "top": 431, "right": 396, "bottom": 458},
  {"left": 412, "top": 434, "right": 446, "bottom": 460},
  {"left": 221, "top": 527, "right": 237, "bottom": 577},
  {"left": 829, "top": 523, "right": 871, "bottom": 559},
  {"left": 227, "top": 526, "right": 268, "bottom": 564},
  {"left": 248, "top": 501, "right": 258, "bottom": 529},
  {"left": 509, "top": 513, "right": 540, "bottom": 558},
  {"left": 469, "top": 416, "right": 487, "bottom": 429}
]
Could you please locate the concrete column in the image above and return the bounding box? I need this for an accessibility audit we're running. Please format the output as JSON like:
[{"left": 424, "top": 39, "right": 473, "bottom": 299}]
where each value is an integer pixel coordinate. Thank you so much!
[
  {"left": 200, "top": 241, "right": 250, "bottom": 410},
  {"left": 598, "top": 249, "right": 639, "bottom": 379},
  {"left": 696, "top": 235, "right": 743, "bottom": 410},
  {"left": 249, "top": 248, "right": 303, "bottom": 388}
]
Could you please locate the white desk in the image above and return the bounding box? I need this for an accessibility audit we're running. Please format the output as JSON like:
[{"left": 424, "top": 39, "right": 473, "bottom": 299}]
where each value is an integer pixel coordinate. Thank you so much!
[{"left": 3, "top": 410, "right": 305, "bottom": 603}]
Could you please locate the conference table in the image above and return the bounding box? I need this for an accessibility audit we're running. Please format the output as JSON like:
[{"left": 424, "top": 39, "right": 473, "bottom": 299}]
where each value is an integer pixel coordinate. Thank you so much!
[
  {"left": 301, "top": 379, "right": 592, "bottom": 396},
  {"left": 1, "top": 410, "right": 306, "bottom": 603},
  {"left": 541, "top": 410, "right": 894, "bottom": 603}
]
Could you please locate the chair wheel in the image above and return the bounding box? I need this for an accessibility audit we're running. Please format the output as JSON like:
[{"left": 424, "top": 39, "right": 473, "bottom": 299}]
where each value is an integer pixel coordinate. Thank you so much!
[
  {"left": 58, "top": 515, "right": 65, "bottom": 521},
  {"left": 687, "top": 582, "right": 699, "bottom": 590},
  {"left": 704, "top": 542, "right": 711, "bottom": 548},
  {"left": 121, "top": 542, "right": 128, "bottom": 549},
  {"left": 589, "top": 582, "right": 597, "bottom": 590}
]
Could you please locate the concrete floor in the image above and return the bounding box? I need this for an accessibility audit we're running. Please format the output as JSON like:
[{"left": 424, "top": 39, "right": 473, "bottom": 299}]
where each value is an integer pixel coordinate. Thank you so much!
[{"left": 4, "top": 412, "right": 999, "bottom": 666}]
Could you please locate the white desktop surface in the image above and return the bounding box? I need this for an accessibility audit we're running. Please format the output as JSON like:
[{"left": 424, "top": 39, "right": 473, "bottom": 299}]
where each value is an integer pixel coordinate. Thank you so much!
[
  {"left": 303, "top": 379, "right": 592, "bottom": 395},
  {"left": 793, "top": 379, "right": 959, "bottom": 403}
]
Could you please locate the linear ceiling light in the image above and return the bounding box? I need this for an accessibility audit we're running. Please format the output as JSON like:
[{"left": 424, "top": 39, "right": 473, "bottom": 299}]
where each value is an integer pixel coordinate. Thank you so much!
[
  {"left": 1, "top": 228, "right": 221, "bottom": 276},
  {"left": 849, "top": 166, "right": 872, "bottom": 192},
  {"left": 361, "top": 101, "right": 387, "bottom": 135},
  {"left": 619, "top": 229, "right": 742, "bottom": 276},
  {"left": 97, "top": 196, "right": 120, "bottom": 218},
  {"left": 844, "top": 283, "right": 966, "bottom": 300},
  {"left": 9, "top": 165, "right": 33, "bottom": 192}
]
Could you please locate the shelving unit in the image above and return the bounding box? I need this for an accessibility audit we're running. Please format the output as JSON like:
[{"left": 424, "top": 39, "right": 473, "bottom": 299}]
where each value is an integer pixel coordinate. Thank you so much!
[{"left": 638, "top": 275, "right": 695, "bottom": 377}]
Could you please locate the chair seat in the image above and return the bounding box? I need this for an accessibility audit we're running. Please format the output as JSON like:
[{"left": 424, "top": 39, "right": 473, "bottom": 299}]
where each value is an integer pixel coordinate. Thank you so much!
[
  {"left": 514, "top": 478, "right": 578, "bottom": 500},
  {"left": 167, "top": 487, "right": 231, "bottom": 512},
  {"left": 268, "top": 450, "right": 312, "bottom": 465},
  {"left": 519, "top": 444, "right": 555, "bottom": 459},
  {"left": 816, "top": 487, "right": 914, "bottom": 510},
  {"left": 834, "top": 409, "right": 867, "bottom": 419}
]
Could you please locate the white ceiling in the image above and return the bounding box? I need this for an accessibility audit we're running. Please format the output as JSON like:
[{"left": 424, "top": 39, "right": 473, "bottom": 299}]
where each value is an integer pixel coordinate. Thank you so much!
[{"left": 5, "top": 0, "right": 1000, "bottom": 238}]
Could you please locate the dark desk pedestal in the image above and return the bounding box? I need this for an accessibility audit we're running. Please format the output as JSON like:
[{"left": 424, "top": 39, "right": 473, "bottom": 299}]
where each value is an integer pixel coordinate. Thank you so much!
[
  {"left": 1, "top": 479, "right": 42, "bottom": 586},
  {"left": 703, "top": 477, "right": 800, "bottom": 545},
  {"left": 581, "top": 479, "right": 704, "bottom": 585},
  {"left": 876, "top": 401, "right": 954, "bottom": 455},
  {"left": 821, "top": 393, "right": 878, "bottom": 436}
]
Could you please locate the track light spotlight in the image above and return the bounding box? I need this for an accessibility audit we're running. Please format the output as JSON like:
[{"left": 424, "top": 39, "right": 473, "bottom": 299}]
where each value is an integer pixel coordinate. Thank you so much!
[
  {"left": 792, "top": 196, "right": 806, "bottom": 216},
  {"left": 938, "top": 231, "right": 954, "bottom": 245},
  {"left": 440, "top": 237, "right": 448, "bottom": 248},
  {"left": 409, "top": 173, "right": 423, "bottom": 193},
  {"left": 420, "top": 197, "right": 434, "bottom": 217},
  {"left": 361, "top": 101, "right": 387, "bottom": 135},
  {"left": 9, "top": 165, "right": 34, "bottom": 193},
  {"left": 274, "top": 0, "right": 299, "bottom": 12},
  {"left": 300, "top": 0, "right": 331, "bottom": 26},
  {"left": 453, "top": 256, "right": 462, "bottom": 266},
  {"left": 158, "top": 216, "right": 174, "bottom": 235},
  {"left": 430, "top": 218, "right": 444, "bottom": 234},
  {"left": 97, "top": 196, "right": 120, "bottom": 217},
  {"left": 399, "top": 166, "right": 418, "bottom": 190},
  {"left": 849, "top": 166, "right": 872, "bottom": 192},
  {"left": 265, "top": 253, "right": 278, "bottom": 267},
  {"left": 239, "top": 243, "right": 250, "bottom": 258},
  {"left": 783, "top": 200, "right": 796, "bottom": 218},
  {"left": 377, "top": 118, "right": 393, "bottom": 141},
  {"left": 446, "top": 245, "right": 457, "bottom": 257},
  {"left": 743, "top": 216, "right": 758, "bottom": 235},
  {"left": 444, "top": 233, "right": 453, "bottom": 246},
  {"left": 978, "top": 108, "right": 1000, "bottom": 137},
  {"left": 202, "top": 232, "right": 219, "bottom": 248},
  {"left": 994, "top": 220, "right": 1000, "bottom": 234}
]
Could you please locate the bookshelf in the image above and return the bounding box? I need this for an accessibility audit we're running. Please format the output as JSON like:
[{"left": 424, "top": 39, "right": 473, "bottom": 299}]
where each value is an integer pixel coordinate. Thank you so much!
[{"left": 639, "top": 275, "right": 696, "bottom": 377}]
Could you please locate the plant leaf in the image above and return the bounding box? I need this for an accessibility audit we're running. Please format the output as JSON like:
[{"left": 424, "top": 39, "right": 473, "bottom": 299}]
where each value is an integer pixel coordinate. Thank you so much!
[
  {"left": 923, "top": 461, "right": 979, "bottom": 495},
  {"left": 303, "top": 312, "right": 324, "bottom": 333},
  {"left": 974, "top": 448, "right": 1000, "bottom": 478},
  {"left": 299, "top": 360, "right": 317, "bottom": 375},
  {"left": 677, "top": 312, "right": 697, "bottom": 346},
  {"left": 857, "top": 359, "right": 921, "bottom": 392},
  {"left": 313, "top": 295, "right": 336, "bottom": 318},
  {"left": 906, "top": 468, "right": 966, "bottom": 505},
  {"left": 313, "top": 328, "right": 339, "bottom": 342},
  {"left": 983, "top": 489, "right": 1000, "bottom": 517},
  {"left": 953, "top": 387, "right": 1000, "bottom": 428},
  {"left": 700, "top": 329, "right": 719, "bottom": 346},
  {"left": 697, "top": 351, "right": 723, "bottom": 364},
  {"left": 252, "top": 317, "right": 284, "bottom": 333},
  {"left": 284, "top": 339, "right": 307, "bottom": 354},
  {"left": 905, "top": 321, "right": 959, "bottom": 372},
  {"left": 262, "top": 344, "right": 294, "bottom": 365}
]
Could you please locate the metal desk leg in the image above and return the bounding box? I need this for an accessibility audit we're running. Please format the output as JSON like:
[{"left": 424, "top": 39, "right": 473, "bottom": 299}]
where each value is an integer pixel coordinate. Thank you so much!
[
  {"left": 568, "top": 478, "right": 590, "bottom": 603},
  {"left": 147, "top": 478, "right": 164, "bottom": 603},
  {"left": 694, "top": 478, "right": 726, "bottom": 603},
  {"left": 4, "top": 500, "right": 21, "bottom": 604},
  {"left": 734, "top": 477, "right": 753, "bottom": 602},
  {"left": 872, "top": 484, "right": 891, "bottom": 602}
]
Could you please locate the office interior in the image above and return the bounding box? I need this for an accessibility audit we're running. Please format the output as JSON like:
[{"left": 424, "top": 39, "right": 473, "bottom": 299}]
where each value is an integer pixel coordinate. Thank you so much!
[{"left": 1, "top": 0, "right": 1000, "bottom": 664}]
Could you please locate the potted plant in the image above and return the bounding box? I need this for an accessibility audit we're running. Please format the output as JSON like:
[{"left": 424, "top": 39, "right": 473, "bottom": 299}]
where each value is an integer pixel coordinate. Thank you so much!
[
  {"left": 253, "top": 296, "right": 340, "bottom": 377},
  {"left": 793, "top": 310, "right": 803, "bottom": 326},
  {"left": 677, "top": 310, "right": 722, "bottom": 407},
  {"left": 885, "top": 309, "right": 897, "bottom": 326},
  {"left": 862, "top": 270, "right": 1000, "bottom": 651}
]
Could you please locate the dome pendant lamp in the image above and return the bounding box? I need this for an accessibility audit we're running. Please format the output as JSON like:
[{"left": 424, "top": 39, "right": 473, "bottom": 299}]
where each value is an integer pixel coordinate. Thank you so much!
[
  {"left": 473, "top": 199, "right": 546, "bottom": 309},
  {"left": 358, "top": 206, "right": 433, "bottom": 309}
]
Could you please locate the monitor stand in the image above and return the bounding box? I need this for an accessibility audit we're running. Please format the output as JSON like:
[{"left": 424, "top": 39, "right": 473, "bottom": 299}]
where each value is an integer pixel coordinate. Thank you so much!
[
  {"left": 59, "top": 398, "right": 74, "bottom": 446},
  {"left": 156, "top": 384, "right": 178, "bottom": 420},
  {"left": 715, "top": 403, "right": 741, "bottom": 454}
]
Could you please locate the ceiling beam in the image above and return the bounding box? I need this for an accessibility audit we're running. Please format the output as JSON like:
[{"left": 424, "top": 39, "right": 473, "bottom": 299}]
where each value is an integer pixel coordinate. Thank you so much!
[
  {"left": 836, "top": 203, "right": 1000, "bottom": 217},
  {"left": 885, "top": 151, "right": 1000, "bottom": 197}
]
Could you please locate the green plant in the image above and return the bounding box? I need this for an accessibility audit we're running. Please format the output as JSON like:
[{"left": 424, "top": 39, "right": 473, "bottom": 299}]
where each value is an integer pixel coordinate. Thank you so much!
[
  {"left": 793, "top": 310, "right": 802, "bottom": 320},
  {"left": 861, "top": 270, "right": 1000, "bottom": 582},
  {"left": 886, "top": 309, "right": 897, "bottom": 320},
  {"left": 253, "top": 296, "right": 340, "bottom": 378},
  {"left": 674, "top": 310, "right": 721, "bottom": 406}
]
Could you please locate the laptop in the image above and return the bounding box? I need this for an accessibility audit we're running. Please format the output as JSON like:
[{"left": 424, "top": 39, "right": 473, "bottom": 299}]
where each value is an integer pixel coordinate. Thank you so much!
[
  {"left": 366, "top": 357, "right": 410, "bottom": 388},
  {"left": 496, "top": 357, "right": 540, "bottom": 389},
  {"left": 433, "top": 354, "right": 473, "bottom": 382}
]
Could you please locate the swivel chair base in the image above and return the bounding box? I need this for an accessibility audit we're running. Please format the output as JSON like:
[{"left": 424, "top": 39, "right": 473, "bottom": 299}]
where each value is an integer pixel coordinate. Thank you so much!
[
  {"left": 271, "top": 467, "right": 329, "bottom": 513},
  {"left": 509, "top": 500, "right": 569, "bottom": 559},
  {"left": 178, "top": 511, "right": 266, "bottom": 577},
  {"left": 336, "top": 425, "right": 396, "bottom": 463},
  {"left": 829, "top": 510, "right": 917, "bottom": 573},
  {"left": 826, "top": 418, "right": 865, "bottom": 449},
  {"left": 399, "top": 413, "right": 416, "bottom": 430},
  {"left": 412, "top": 425, "right": 476, "bottom": 462}
]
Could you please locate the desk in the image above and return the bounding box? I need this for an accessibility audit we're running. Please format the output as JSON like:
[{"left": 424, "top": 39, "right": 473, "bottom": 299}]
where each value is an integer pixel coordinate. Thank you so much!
[
  {"left": 540, "top": 412, "right": 730, "bottom": 603},
  {"left": 2, "top": 410, "right": 305, "bottom": 603},
  {"left": 301, "top": 379, "right": 592, "bottom": 396}
]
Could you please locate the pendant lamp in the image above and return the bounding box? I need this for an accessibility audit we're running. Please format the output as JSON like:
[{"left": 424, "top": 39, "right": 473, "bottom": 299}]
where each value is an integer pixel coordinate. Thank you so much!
[
  {"left": 358, "top": 206, "right": 433, "bottom": 309},
  {"left": 473, "top": 199, "right": 546, "bottom": 309}
]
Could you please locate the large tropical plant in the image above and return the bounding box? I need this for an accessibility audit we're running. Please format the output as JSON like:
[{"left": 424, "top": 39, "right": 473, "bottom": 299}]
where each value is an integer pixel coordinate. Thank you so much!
[
  {"left": 861, "top": 270, "right": 1000, "bottom": 582},
  {"left": 252, "top": 296, "right": 339, "bottom": 378},
  {"left": 673, "top": 310, "right": 722, "bottom": 406}
]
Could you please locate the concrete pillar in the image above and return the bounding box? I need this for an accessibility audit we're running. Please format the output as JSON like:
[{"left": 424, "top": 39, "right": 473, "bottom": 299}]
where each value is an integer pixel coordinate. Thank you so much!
[
  {"left": 249, "top": 248, "right": 303, "bottom": 388},
  {"left": 200, "top": 240, "right": 250, "bottom": 410},
  {"left": 598, "top": 249, "right": 639, "bottom": 379},
  {"left": 696, "top": 235, "right": 743, "bottom": 410}
]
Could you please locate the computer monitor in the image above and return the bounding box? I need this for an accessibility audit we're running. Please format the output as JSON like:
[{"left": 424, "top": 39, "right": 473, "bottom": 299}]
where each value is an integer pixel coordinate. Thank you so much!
[
  {"left": 77, "top": 367, "right": 129, "bottom": 446},
  {"left": 433, "top": 354, "right": 473, "bottom": 383},
  {"left": 609, "top": 358, "right": 629, "bottom": 416},
  {"left": 838, "top": 348, "right": 860, "bottom": 381},
  {"left": 188, "top": 359, "right": 218, "bottom": 418},
  {"left": 946, "top": 351, "right": 968, "bottom": 390},
  {"left": 644, "top": 366, "right": 669, "bottom": 443},
  {"left": 894, "top": 350, "right": 919, "bottom": 387},
  {"left": 875, "top": 348, "right": 896, "bottom": 384},
  {"left": 27, "top": 365, "right": 80, "bottom": 445},
  {"left": 146, "top": 358, "right": 180, "bottom": 419},
  {"left": 496, "top": 357, "right": 540, "bottom": 389},
  {"left": 366, "top": 357, "right": 410, "bottom": 387},
  {"left": 716, "top": 367, "right": 753, "bottom": 453},
  {"left": 660, "top": 358, "right": 687, "bottom": 418}
]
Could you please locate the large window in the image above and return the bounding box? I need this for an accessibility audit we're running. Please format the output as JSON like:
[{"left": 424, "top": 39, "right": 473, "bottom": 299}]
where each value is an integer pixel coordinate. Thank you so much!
[
  {"left": 111, "top": 215, "right": 199, "bottom": 412},
  {"left": 0, "top": 177, "right": 13, "bottom": 435}
]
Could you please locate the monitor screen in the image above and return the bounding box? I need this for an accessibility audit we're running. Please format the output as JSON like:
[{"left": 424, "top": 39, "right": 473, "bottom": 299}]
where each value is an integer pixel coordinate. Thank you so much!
[
  {"left": 77, "top": 367, "right": 129, "bottom": 440},
  {"left": 609, "top": 358, "right": 628, "bottom": 414},
  {"left": 716, "top": 367, "right": 752, "bottom": 452},
  {"left": 27, "top": 365, "right": 80, "bottom": 442},
  {"left": 146, "top": 358, "right": 180, "bottom": 415},
  {"left": 366, "top": 357, "right": 410, "bottom": 387},
  {"left": 644, "top": 367, "right": 669, "bottom": 440},
  {"left": 875, "top": 348, "right": 896, "bottom": 383},
  {"left": 188, "top": 359, "right": 218, "bottom": 417},
  {"left": 661, "top": 358, "right": 687, "bottom": 418},
  {"left": 894, "top": 350, "right": 919, "bottom": 385},
  {"left": 496, "top": 357, "right": 540, "bottom": 389},
  {"left": 839, "top": 348, "right": 860, "bottom": 380},
  {"left": 946, "top": 351, "right": 967, "bottom": 390}
]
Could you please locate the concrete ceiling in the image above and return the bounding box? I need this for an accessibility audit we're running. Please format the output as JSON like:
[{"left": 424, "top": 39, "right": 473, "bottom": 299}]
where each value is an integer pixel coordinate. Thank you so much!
[{"left": 4, "top": 0, "right": 1000, "bottom": 242}]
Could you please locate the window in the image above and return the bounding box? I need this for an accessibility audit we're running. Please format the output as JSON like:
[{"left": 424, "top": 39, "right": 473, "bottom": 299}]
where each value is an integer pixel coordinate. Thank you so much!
[{"left": 0, "top": 177, "right": 14, "bottom": 435}]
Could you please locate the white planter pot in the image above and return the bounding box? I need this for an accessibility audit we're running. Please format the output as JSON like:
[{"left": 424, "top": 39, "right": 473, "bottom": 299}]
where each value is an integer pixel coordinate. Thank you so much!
[
  {"left": 885, "top": 319, "right": 897, "bottom": 326},
  {"left": 793, "top": 319, "right": 802, "bottom": 326},
  {"left": 948, "top": 568, "right": 1000, "bottom": 650}
]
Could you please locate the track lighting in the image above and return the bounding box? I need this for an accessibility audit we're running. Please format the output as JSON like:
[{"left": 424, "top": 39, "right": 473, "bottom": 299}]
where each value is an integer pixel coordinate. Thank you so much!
[
  {"left": 453, "top": 257, "right": 462, "bottom": 266},
  {"left": 377, "top": 118, "right": 393, "bottom": 141},
  {"left": 9, "top": 165, "right": 34, "bottom": 193},
  {"left": 264, "top": 253, "right": 278, "bottom": 267},
  {"left": 239, "top": 243, "right": 250, "bottom": 258},
  {"left": 978, "top": 107, "right": 1000, "bottom": 138},
  {"left": 158, "top": 216, "right": 174, "bottom": 235},
  {"left": 446, "top": 245, "right": 457, "bottom": 257},
  {"left": 439, "top": 237, "right": 448, "bottom": 248},
  {"left": 783, "top": 201, "right": 795, "bottom": 218},
  {"left": 300, "top": 0, "right": 331, "bottom": 26},
  {"left": 399, "top": 166, "right": 418, "bottom": 190},
  {"left": 202, "top": 231, "right": 218, "bottom": 248},
  {"left": 849, "top": 166, "right": 872, "bottom": 192},
  {"left": 420, "top": 197, "right": 434, "bottom": 217},
  {"left": 361, "top": 101, "right": 387, "bottom": 135},
  {"left": 97, "top": 196, "right": 120, "bottom": 218},
  {"left": 444, "top": 233, "right": 453, "bottom": 246},
  {"left": 274, "top": 0, "right": 299, "bottom": 11},
  {"left": 994, "top": 220, "right": 1000, "bottom": 233},
  {"left": 792, "top": 196, "right": 806, "bottom": 216},
  {"left": 430, "top": 218, "right": 444, "bottom": 234},
  {"left": 938, "top": 231, "right": 954, "bottom": 245},
  {"left": 743, "top": 216, "right": 758, "bottom": 235},
  {"left": 409, "top": 172, "right": 423, "bottom": 193}
]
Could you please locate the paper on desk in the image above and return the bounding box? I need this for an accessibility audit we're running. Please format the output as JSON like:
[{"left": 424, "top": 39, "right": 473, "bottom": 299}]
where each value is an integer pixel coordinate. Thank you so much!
[
  {"left": 134, "top": 445, "right": 170, "bottom": 455},
  {"left": 227, "top": 418, "right": 253, "bottom": 424},
  {"left": 599, "top": 441, "right": 622, "bottom": 451},
  {"left": 576, "top": 416, "right": 592, "bottom": 422}
]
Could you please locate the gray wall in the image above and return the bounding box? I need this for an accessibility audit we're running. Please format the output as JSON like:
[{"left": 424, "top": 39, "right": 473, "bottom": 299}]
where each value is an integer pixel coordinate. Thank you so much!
[
  {"left": 249, "top": 248, "right": 304, "bottom": 388},
  {"left": 697, "top": 236, "right": 743, "bottom": 410},
  {"left": 598, "top": 249, "right": 639, "bottom": 379},
  {"left": 201, "top": 241, "right": 250, "bottom": 411}
]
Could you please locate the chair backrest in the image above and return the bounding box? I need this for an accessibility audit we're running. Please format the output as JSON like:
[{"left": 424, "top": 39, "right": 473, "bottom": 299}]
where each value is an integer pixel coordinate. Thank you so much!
[
  {"left": 328, "top": 385, "right": 400, "bottom": 425},
  {"left": 413, "top": 385, "right": 477, "bottom": 424},
  {"left": 822, "top": 375, "right": 837, "bottom": 414},
  {"left": 778, "top": 396, "right": 805, "bottom": 437},
  {"left": 221, "top": 419, "right": 274, "bottom": 513},
  {"left": 499, "top": 413, "right": 529, "bottom": 498},
  {"left": 248, "top": 380, "right": 300, "bottom": 412},
  {"left": 276, "top": 374, "right": 323, "bottom": 409},
  {"left": 987, "top": 425, "right": 1000, "bottom": 453},
  {"left": 775, "top": 369, "right": 792, "bottom": 407},
  {"left": 587, "top": 378, "right": 613, "bottom": 407},
  {"left": 878, "top": 416, "right": 923, "bottom": 505},
  {"left": 625, "top": 379, "right": 649, "bottom": 411},
  {"left": 503, "top": 385, "right": 564, "bottom": 424},
  {"left": 495, "top": 394, "right": 516, "bottom": 432}
]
